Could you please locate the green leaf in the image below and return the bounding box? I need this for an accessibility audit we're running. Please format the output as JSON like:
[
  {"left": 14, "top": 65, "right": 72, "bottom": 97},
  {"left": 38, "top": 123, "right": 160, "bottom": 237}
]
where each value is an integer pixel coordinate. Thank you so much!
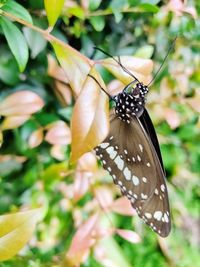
[
  {"left": 0, "top": 17, "right": 29, "bottom": 72},
  {"left": 23, "top": 27, "right": 47, "bottom": 59},
  {"left": 2, "top": 0, "right": 33, "bottom": 24},
  {"left": 44, "top": 0, "right": 65, "bottom": 27},
  {"left": 89, "top": 0, "right": 102, "bottom": 10},
  {"left": 134, "top": 45, "right": 154, "bottom": 58},
  {"left": 138, "top": 3, "right": 159, "bottom": 13},
  {"left": 0, "top": 48, "right": 20, "bottom": 85},
  {"left": 89, "top": 16, "right": 105, "bottom": 32}
]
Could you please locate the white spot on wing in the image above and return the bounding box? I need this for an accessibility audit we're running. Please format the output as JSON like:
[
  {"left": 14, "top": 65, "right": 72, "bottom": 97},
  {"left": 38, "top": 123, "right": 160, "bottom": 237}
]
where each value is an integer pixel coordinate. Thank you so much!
[
  {"left": 141, "top": 193, "right": 148, "bottom": 199},
  {"left": 154, "top": 211, "right": 162, "bottom": 221},
  {"left": 137, "top": 155, "right": 141, "bottom": 162},
  {"left": 114, "top": 156, "right": 124, "bottom": 171},
  {"left": 155, "top": 188, "right": 159, "bottom": 195},
  {"left": 146, "top": 162, "right": 151, "bottom": 167},
  {"left": 139, "top": 144, "right": 143, "bottom": 152},
  {"left": 160, "top": 184, "right": 165, "bottom": 192},
  {"left": 163, "top": 213, "right": 169, "bottom": 223},
  {"left": 132, "top": 175, "right": 139, "bottom": 186},
  {"left": 142, "top": 177, "right": 147, "bottom": 183},
  {"left": 106, "top": 146, "right": 117, "bottom": 159},
  {"left": 123, "top": 167, "right": 131, "bottom": 181},
  {"left": 145, "top": 212, "right": 152, "bottom": 219},
  {"left": 100, "top": 142, "right": 109, "bottom": 149}
]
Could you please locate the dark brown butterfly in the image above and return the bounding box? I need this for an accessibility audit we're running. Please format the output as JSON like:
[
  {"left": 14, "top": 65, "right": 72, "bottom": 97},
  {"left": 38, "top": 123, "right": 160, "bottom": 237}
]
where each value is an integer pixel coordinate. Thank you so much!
[{"left": 89, "top": 41, "right": 176, "bottom": 237}]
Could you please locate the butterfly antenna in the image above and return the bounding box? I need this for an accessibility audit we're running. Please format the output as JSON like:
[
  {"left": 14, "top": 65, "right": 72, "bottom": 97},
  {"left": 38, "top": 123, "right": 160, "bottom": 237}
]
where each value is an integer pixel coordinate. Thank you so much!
[
  {"left": 94, "top": 47, "right": 139, "bottom": 83},
  {"left": 148, "top": 35, "right": 178, "bottom": 87},
  {"left": 87, "top": 74, "right": 114, "bottom": 100}
]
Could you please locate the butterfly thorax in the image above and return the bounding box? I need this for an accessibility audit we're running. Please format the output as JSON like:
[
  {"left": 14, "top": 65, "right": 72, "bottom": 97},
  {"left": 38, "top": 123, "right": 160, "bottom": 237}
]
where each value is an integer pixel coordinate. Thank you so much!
[{"left": 114, "top": 82, "right": 149, "bottom": 123}]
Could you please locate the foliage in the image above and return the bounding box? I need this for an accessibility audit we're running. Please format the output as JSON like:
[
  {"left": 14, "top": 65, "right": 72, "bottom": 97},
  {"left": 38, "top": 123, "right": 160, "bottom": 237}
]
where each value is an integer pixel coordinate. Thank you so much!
[{"left": 0, "top": 0, "right": 199, "bottom": 266}]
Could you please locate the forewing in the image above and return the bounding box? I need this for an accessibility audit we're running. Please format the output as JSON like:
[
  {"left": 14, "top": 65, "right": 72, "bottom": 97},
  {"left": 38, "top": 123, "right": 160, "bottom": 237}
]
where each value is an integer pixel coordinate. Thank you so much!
[
  {"left": 139, "top": 108, "right": 165, "bottom": 172},
  {"left": 95, "top": 110, "right": 171, "bottom": 237}
]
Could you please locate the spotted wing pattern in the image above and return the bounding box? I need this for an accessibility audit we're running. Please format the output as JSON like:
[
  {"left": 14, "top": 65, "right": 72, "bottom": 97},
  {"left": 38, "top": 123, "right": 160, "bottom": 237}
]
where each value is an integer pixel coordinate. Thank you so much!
[{"left": 95, "top": 111, "right": 171, "bottom": 237}]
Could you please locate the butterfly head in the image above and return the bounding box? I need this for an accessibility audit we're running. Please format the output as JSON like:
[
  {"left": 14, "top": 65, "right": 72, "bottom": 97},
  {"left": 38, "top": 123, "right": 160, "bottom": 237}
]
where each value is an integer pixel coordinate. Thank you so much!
[{"left": 114, "top": 82, "right": 149, "bottom": 121}]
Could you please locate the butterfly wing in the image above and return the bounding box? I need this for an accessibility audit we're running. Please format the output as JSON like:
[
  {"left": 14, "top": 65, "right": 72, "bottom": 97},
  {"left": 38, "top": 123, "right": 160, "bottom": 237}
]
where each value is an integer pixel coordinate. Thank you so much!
[
  {"left": 95, "top": 110, "right": 171, "bottom": 237},
  {"left": 139, "top": 108, "right": 165, "bottom": 172}
]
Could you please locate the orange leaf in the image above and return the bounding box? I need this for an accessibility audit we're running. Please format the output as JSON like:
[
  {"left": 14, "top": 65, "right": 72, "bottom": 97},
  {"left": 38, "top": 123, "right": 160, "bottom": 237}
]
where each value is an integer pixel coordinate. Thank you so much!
[
  {"left": 0, "top": 90, "right": 44, "bottom": 116},
  {"left": 1, "top": 115, "right": 30, "bottom": 130},
  {"left": 71, "top": 67, "right": 109, "bottom": 162},
  {"left": 116, "top": 229, "right": 141, "bottom": 244},
  {"left": 28, "top": 128, "right": 44, "bottom": 148},
  {"left": 101, "top": 56, "right": 153, "bottom": 85},
  {"left": 52, "top": 41, "right": 91, "bottom": 96},
  {"left": 45, "top": 120, "right": 71, "bottom": 145}
]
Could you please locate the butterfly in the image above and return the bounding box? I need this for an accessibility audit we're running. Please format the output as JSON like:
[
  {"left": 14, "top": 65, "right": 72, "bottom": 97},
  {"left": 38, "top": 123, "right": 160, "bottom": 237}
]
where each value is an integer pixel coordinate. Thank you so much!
[{"left": 89, "top": 41, "right": 176, "bottom": 237}]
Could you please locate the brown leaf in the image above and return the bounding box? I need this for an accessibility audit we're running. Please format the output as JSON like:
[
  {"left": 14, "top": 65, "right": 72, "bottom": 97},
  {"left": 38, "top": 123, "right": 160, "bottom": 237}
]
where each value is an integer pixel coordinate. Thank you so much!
[
  {"left": 28, "top": 128, "right": 44, "bottom": 148},
  {"left": 71, "top": 67, "right": 109, "bottom": 162},
  {"left": 1, "top": 115, "right": 31, "bottom": 130},
  {"left": 45, "top": 120, "right": 71, "bottom": 145},
  {"left": 101, "top": 56, "right": 153, "bottom": 85},
  {"left": 52, "top": 41, "right": 91, "bottom": 96},
  {"left": 0, "top": 91, "right": 44, "bottom": 116}
]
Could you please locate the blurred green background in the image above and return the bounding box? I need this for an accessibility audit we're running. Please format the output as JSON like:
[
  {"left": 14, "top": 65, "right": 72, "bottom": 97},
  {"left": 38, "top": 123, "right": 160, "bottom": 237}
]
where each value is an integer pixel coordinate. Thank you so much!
[{"left": 0, "top": 0, "right": 199, "bottom": 266}]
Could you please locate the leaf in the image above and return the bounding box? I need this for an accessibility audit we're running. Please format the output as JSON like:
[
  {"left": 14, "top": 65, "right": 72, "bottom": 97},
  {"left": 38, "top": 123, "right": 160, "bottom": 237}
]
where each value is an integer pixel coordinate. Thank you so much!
[
  {"left": 109, "top": 197, "right": 136, "bottom": 216},
  {"left": 1, "top": 115, "right": 30, "bottom": 130},
  {"left": 71, "top": 66, "right": 109, "bottom": 162},
  {"left": 134, "top": 45, "right": 154, "bottom": 59},
  {"left": 0, "top": 17, "right": 29, "bottom": 72},
  {"left": 52, "top": 41, "right": 91, "bottom": 96},
  {"left": 44, "top": 0, "right": 65, "bottom": 27},
  {"left": 163, "top": 107, "right": 180, "bottom": 129},
  {"left": 66, "top": 213, "right": 99, "bottom": 265},
  {"left": 28, "top": 128, "right": 44, "bottom": 148},
  {"left": 2, "top": 0, "right": 33, "bottom": 24},
  {"left": 138, "top": 3, "right": 159, "bottom": 13},
  {"left": 89, "top": 16, "right": 105, "bottom": 32},
  {"left": 115, "top": 229, "right": 141, "bottom": 244},
  {"left": 47, "top": 54, "right": 69, "bottom": 84},
  {"left": 0, "top": 208, "right": 43, "bottom": 261},
  {"left": 45, "top": 120, "right": 71, "bottom": 145},
  {"left": 101, "top": 56, "right": 153, "bottom": 85},
  {"left": 23, "top": 27, "right": 47, "bottom": 59},
  {"left": 0, "top": 90, "right": 44, "bottom": 116}
]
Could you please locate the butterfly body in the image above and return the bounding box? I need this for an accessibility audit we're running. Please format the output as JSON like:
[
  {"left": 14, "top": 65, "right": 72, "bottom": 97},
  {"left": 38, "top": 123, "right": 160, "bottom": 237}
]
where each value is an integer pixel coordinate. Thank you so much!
[{"left": 95, "top": 81, "right": 171, "bottom": 237}]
